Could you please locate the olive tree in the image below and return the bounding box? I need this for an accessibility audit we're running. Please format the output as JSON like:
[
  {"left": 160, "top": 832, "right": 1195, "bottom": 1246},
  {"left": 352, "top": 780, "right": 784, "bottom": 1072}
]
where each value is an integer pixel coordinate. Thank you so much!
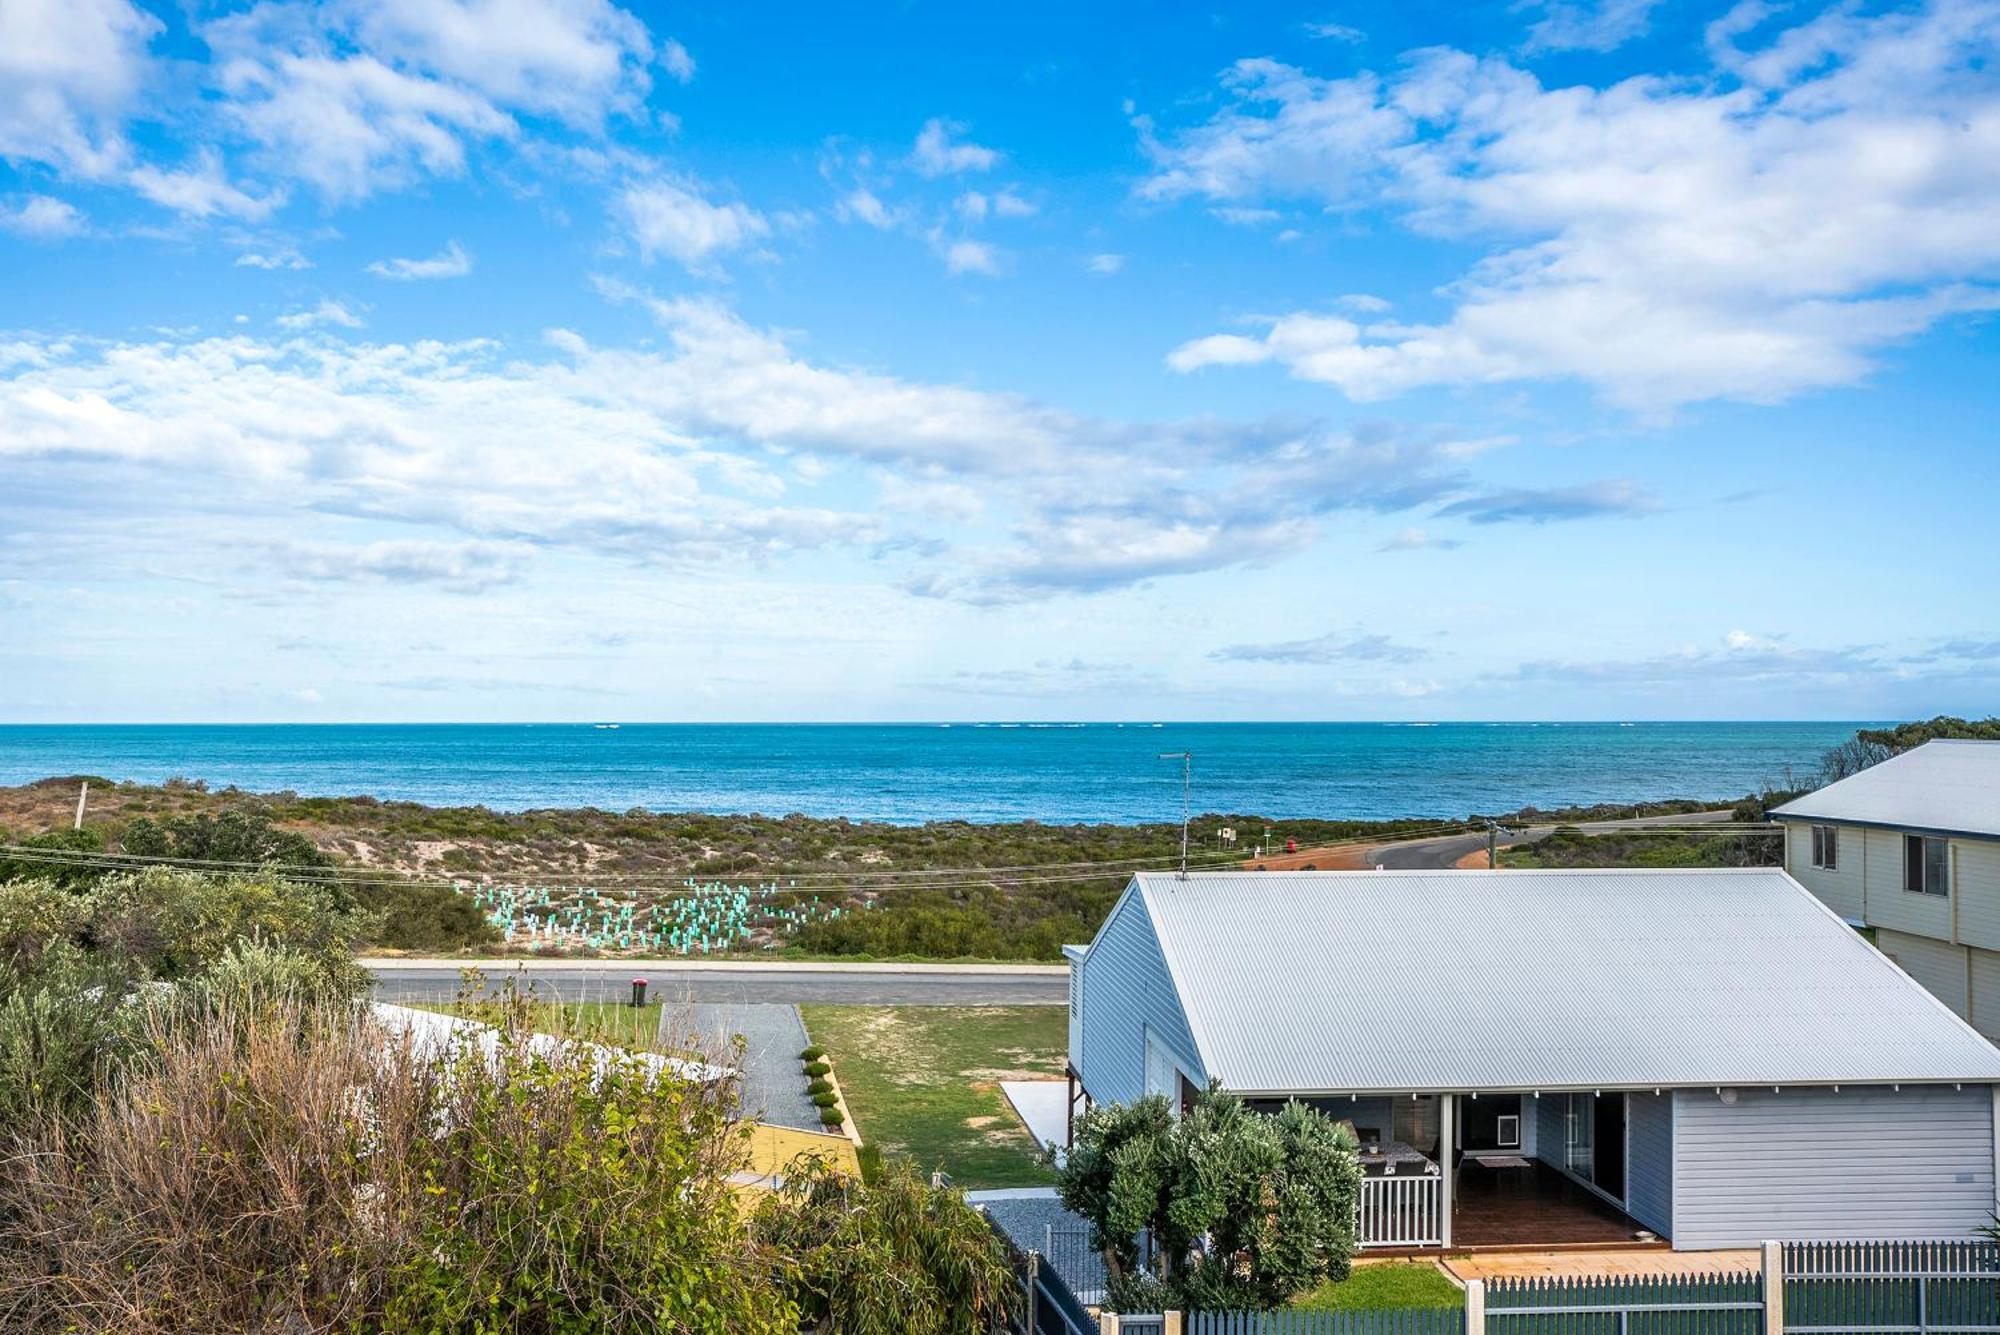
[{"left": 1054, "top": 1088, "right": 1361, "bottom": 1311}]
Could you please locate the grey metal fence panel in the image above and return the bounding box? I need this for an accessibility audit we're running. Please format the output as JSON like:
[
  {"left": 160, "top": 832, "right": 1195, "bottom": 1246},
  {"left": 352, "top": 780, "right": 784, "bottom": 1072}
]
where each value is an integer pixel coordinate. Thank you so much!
[
  {"left": 1784, "top": 1239, "right": 2000, "bottom": 1335},
  {"left": 1188, "top": 1306, "right": 1465, "bottom": 1335},
  {"left": 1487, "top": 1270, "right": 1765, "bottom": 1335}
]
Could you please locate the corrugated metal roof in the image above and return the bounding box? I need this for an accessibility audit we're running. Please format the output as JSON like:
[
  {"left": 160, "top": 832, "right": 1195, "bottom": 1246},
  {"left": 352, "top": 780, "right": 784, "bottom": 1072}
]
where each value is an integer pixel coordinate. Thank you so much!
[
  {"left": 1128, "top": 868, "right": 2000, "bottom": 1095},
  {"left": 1770, "top": 739, "right": 2000, "bottom": 838}
]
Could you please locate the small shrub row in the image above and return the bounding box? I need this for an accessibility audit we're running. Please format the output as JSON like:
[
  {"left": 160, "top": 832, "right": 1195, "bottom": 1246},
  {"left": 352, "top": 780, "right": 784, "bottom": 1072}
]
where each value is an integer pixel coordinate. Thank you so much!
[
  {"left": 819, "top": 1107, "right": 845, "bottom": 1128},
  {"left": 802, "top": 1059, "right": 829, "bottom": 1079},
  {"left": 807, "top": 1077, "right": 832, "bottom": 1096},
  {"left": 798, "top": 1045, "right": 824, "bottom": 1061},
  {"left": 811, "top": 1091, "right": 838, "bottom": 1109}
]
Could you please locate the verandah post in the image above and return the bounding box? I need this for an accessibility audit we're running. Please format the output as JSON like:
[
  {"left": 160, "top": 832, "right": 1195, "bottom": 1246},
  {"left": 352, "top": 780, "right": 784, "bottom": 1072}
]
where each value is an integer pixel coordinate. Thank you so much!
[{"left": 1761, "top": 1240, "right": 1785, "bottom": 1335}]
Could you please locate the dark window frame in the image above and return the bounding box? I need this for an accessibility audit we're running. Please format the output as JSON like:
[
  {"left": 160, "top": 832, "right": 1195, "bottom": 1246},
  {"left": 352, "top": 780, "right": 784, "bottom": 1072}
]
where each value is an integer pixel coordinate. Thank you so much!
[
  {"left": 1903, "top": 833, "right": 1950, "bottom": 896},
  {"left": 1810, "top": 824, "right": 1839, "bottom": 871}
]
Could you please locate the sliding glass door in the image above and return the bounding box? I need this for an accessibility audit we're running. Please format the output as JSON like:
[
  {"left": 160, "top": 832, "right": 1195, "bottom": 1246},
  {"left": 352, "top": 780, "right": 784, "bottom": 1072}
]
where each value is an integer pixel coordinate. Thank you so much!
[{"left": 1561, "top": 1092, "right": 1626, "bottom": 1201}]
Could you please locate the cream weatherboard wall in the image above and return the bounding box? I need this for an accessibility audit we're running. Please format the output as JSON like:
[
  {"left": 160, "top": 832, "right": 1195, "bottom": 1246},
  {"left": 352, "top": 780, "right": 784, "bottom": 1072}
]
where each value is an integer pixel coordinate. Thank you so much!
[
  {"left": 1785, "top": 823, "right": 1865, "bottom": 920},
  {"left": 1785, "top": 823, "right": 2000, "bottom": 1041}
]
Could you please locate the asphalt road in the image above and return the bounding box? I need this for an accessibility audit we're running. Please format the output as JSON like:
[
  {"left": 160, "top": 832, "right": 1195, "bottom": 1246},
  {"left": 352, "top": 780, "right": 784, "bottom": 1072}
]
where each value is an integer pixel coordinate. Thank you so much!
[
  {"left": 1366, "top": 809, "right": 1744, "bottom": 870},
  {"left": 366, "top": 960, "right": 1069, "bottom": 1006}
]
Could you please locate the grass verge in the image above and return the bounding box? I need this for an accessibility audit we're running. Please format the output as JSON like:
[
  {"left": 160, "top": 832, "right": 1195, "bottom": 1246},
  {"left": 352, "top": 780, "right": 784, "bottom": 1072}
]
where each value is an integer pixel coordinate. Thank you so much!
[
  {"left": 1296, "top": 1261, "right": 1464, "bottom": 1310},
  {"left": 798, "top": 1005, "right": 1065, "bottom": 1189}
]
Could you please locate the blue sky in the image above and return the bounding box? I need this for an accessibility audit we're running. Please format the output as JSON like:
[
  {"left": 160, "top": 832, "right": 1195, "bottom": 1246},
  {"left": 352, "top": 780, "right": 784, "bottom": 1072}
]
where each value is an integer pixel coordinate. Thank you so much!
[{"left": 1, "top": 0, "right": 1996, "bottom": 723}]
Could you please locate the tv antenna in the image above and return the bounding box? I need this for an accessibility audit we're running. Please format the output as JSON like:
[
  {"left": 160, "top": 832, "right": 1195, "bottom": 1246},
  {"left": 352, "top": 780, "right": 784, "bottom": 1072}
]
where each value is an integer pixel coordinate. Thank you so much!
[{"left": 1158, "top": 751, "right": 1191, "bottom": 880}]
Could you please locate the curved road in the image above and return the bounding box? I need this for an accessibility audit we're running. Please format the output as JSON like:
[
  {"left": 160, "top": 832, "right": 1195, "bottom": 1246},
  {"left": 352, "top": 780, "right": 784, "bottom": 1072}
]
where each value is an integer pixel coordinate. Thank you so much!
[
  {"left": 1366, "top": 809, "right": 1745, "bottom": 869},
  {"left": 365, "top": 958, "right": 1070, "bottom": 1006}
]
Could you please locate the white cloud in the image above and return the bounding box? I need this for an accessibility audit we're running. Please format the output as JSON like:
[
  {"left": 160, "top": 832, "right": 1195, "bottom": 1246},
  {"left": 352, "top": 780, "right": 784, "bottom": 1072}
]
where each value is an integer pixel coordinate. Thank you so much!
[
  {"left": 275, "top": 299, "right": 365, "bottom": 330},
  {"left": 367, "top": 239, "right": 474, "bottom": 280},
  {"left": 1146, "top": 3, "right": 2000, "bottom": 410},
  {"left": 1212, "top": 630, "right": 1427, "bottom": 665},
  {"left": 836, "top": 187, "right": 898, "bottom": 229},
  {"left": 0, "top": 0, "right": 160, "bottom": 178},
  {"left": 660, "top": 38, "right": 696, "bottom": 83},
  {"left": 940, "top": 238, "right": 1000, "bottom": 276},
  {"left": 1304, "top": 21, "right": 1366, "bottom": 42},
  {"left": 276, "top": 537, "right": 526, "bottom": 590},
  {"left": 1, "top": 195, "right": 85, "bottom": 240},
  {"left": 128, "top": 149, "right": 285, "bottom": 220},
  {"left": 1522, "top": 0, "right": 1664, "bottom": 53},
  {"left": 236, "top": 249, "right": 313, "bottom": 270},
  {"left": 990, "top": 188, "right": 1035, "bottom": 218},
  {"left": 617, "top": 176, "right": 769, "bottom": 271},
  {"left": 1087, "top": 253, "right": 1125, "bottom": 275},
  {"left": 1377, "top": 526, "right": 1461, "bottom": 552},
  {"left": 911, "top": 118, "right": 999, "bottom": 177},
  {"left": 0, "top": 301, "right": 1486, "bottom": 605},
  {"left": 201, "top": 0, "right": 658, "bottom": 202}
]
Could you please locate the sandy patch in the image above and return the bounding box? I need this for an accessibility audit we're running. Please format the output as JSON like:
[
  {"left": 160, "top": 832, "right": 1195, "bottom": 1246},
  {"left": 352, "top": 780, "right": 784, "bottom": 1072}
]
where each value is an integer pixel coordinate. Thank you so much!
[{"left": 1241, "top": 842, "right": 1372, "bottom": 871}]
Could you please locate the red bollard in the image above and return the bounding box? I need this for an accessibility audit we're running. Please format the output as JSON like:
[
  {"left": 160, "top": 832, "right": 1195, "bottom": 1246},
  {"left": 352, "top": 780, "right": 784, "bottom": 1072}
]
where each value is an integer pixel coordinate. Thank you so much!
[{"left": 630, "top": 978, "right": 648, "bottom": 1007}]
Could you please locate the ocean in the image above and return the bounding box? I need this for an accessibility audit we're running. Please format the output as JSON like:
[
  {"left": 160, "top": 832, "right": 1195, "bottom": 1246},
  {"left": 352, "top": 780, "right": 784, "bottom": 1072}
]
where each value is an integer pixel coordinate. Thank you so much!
[{"left": 0, "top": 722, "right": 1867, "bottom": 825}]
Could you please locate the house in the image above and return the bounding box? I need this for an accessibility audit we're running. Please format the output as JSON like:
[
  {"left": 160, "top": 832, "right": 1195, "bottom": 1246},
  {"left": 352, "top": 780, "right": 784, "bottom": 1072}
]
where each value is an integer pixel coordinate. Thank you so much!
[
  {"left": 1772, "top": 739, "right": 2000, "bottom": 1040},
  {"left": 1063, "top": 868, "right": 2000, "bottom": 1253}
]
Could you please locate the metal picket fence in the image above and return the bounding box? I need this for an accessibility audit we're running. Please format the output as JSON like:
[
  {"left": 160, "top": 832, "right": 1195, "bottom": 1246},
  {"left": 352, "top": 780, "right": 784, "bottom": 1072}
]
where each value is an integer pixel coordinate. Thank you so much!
[
  {"left": 1783, "top": 1240, "right": 2000, "bottom": 1335},
  {"left": 1045, "top": 1238, "right": 1999, "bottom": 1335},
  {"left": 1189, "top": 1305, "right": 1467, "bottom": 1335},
  {"left": 1487, "top": 1270, "right": 1766, "bottom": 1335}
]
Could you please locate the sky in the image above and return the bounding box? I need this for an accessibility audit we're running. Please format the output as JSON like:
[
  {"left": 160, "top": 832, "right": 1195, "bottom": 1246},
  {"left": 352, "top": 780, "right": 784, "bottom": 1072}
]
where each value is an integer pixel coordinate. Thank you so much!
[{"left": 0, "top": 0, "right": 1997, "bottom": 723}]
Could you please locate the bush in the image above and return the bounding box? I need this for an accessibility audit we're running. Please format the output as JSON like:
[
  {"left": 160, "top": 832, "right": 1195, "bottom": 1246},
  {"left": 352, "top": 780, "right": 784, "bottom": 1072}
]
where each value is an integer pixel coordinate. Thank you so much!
[
  {"left": 803, "top": 1059, "right": 830, "bottom": 1078},
  {"left": 347, "top": 881, "right": 501, "bottom": 952},
  {"left": 807, "top": 1077, "right": 833, "bottom": 1096},
  {"left": 819, "top": 1107, "right": 845, "bottom": 1128},
  {"left": 752, "top": 1155, "right": 1013, "bottom": 1334},
  {"left": 0, "top": 944, "right": 136, "bottom": 1133},
  {"left": 799, "top": 1045, "right": 824, "bottom": 1061},
  {"left": 0, "top": 998, "right": 798, "bottom": 1334},
  {"left": 811, "top": 1091, "right": 839, "bottom": 1109},
  {"left": 1057, "top": 1088, "right": 1361, "bottom": 1312}
]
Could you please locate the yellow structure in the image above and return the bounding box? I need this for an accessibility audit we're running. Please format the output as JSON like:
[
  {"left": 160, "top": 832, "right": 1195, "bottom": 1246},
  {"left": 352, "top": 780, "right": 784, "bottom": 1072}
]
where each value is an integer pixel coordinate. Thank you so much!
[{"left": 734, "top": 1121, "right": 861, "bottom": 1195}]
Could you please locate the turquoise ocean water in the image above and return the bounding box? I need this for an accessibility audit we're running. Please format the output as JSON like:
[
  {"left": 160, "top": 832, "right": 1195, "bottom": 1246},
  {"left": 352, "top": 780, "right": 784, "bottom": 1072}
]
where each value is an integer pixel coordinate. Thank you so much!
[{"left": 0, "top": 722, "right": 1868, "bottom": 824}]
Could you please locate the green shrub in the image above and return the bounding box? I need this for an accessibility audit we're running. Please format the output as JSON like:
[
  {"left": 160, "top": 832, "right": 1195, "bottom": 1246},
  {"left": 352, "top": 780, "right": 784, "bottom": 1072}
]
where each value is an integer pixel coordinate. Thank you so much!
[
  {"left": 0, "top": 944, "right": 135, "bottom": 1134},
  {"left": 818, "top": 1106, "right": 845, "bottom": 1128},
  {"left": 811, "top": 1091, "right": 838, "bottom": 1109},
  {"left": 752, "top": 1156, "right": 1013, "bottom": 1333},
  {"left": 806, "top": 1077, "right": 833, "bottom": 1096},
  {"left": 802, "top": 1059, "right": 830, "bottom": 1078},
  {"left": 0, "top": 999, "right": 798, "bottom": 1334},
  {"left": 347, "top": 881, "right": 501, "bottom": 953},
  {"left": 798, "top": 1045, "right": 824, "bottom": 1061}
]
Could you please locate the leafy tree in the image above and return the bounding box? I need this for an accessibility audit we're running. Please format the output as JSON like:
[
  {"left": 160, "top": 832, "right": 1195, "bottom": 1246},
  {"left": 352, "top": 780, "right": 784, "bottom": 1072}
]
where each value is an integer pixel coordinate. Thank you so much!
[
  {"left": 0, "top": 827, "right": 107, "bottom": 892},
  {"left": 120, "top": 810, "right": 331, "bottom": 872},
  {"left": 753, "top": 1155, "right": 1016, "bottom": 1335},
  {"left": 1055, "top": 1088, "right": 1361, "bottom": 1312}
]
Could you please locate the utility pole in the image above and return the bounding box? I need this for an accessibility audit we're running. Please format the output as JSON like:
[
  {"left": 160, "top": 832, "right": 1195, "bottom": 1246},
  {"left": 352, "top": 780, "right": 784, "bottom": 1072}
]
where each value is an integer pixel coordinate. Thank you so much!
[
  {"left": 1159, "top": 752, "right": 1191, "bottom": 880},
  {"left": 74, "top": 781, "right": 89, "bottom": 832},
  {"left": 1486, "top": 820, "right": 1498, "bottom": 869}
]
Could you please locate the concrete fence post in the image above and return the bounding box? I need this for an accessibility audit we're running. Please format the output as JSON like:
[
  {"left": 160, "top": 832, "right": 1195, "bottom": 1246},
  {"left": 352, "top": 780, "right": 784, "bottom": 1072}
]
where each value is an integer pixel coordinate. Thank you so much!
[
  {"left": 1100, "top": 1313, "right": 1119, "bottom": 1335},
  {"left": 1465, "top": 1279, "right": 1487, "bottom": 1335},
  {"left": 1164, "top": 1312, "right": 1183, "bottom": 1335},
  {"left": 1762, "top": 1240, "right": 1786, "bottom": 1335}
]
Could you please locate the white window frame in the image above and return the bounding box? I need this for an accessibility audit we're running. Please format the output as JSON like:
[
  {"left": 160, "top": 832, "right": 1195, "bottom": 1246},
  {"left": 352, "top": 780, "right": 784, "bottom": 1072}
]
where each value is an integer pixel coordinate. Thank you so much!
[{"left": 1810, "top": 824, "right": 1839, "bottom": 871}]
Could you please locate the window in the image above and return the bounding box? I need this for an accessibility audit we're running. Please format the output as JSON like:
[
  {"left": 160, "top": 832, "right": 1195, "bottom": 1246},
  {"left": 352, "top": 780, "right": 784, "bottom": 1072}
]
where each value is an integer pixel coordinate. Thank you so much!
[
  {"left": 1495, "top": 1113, "right": 1520, "bottom": 1149},
  {"left": 1904, "top": 834, "right": 1950, "bottom": 896},
  {"left": 1810, "top": 825, "right": 1839, "bottom": 870}
]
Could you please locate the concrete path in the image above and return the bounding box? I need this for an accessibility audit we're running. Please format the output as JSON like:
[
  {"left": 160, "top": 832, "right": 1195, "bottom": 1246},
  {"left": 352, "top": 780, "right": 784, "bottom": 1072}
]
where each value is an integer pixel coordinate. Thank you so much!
[
  {"left": 365, "top": 958, "right": 1068, "bottom": 1006},
  {"left": 1001, "top": 1079, "right": 1069, "bottom": 1161},
  {"left": 676, "top": 1003, "right": 820, "bottom": 1132}
]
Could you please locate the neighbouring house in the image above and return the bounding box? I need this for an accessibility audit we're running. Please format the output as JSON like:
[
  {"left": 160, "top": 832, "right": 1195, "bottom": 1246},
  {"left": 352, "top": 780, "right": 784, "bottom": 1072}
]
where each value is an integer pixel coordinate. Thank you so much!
[
  {"left": 1063, "top": 868, "right": 2000, "bottom": 1253},
  {"left": 1772, "top": 739, "right": 2000, "bottom": 1041}
]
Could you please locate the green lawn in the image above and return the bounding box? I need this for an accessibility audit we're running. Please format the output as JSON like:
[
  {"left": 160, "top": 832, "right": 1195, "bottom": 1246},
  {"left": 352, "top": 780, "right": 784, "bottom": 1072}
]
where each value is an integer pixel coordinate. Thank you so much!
[
  {"left": 409, "top": 1000, "right": 666, "bottom": 1051},
  {"left": 799, "top": 1004, "right": 1066, "bottom": 1188},
  {"left": 1296, "top": 1262, "right": 1463, "bottom": 1310}
]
